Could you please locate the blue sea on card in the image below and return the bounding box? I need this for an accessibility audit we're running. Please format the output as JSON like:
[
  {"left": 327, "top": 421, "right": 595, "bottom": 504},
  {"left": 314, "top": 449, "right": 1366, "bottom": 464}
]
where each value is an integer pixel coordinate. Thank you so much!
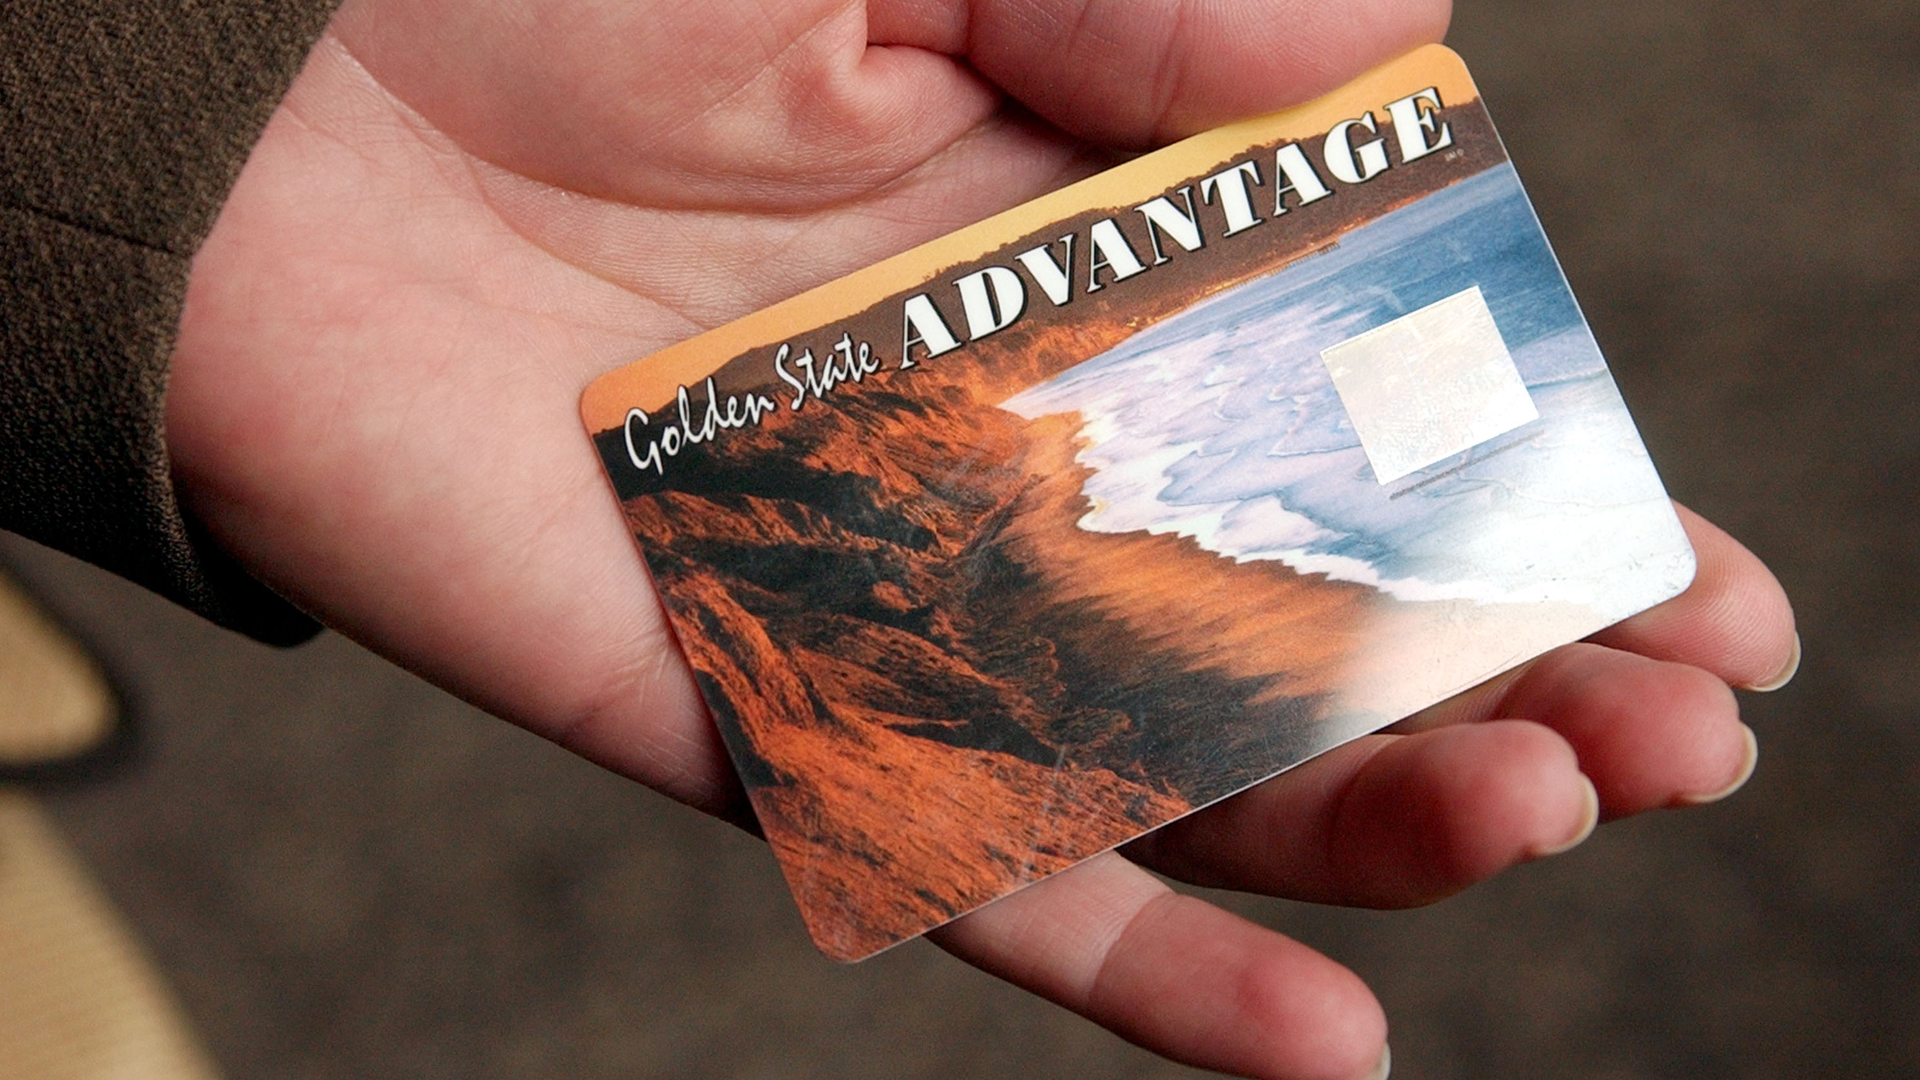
[{"left": 1002, "top": 164, "right": 1690, "bottom": 614}]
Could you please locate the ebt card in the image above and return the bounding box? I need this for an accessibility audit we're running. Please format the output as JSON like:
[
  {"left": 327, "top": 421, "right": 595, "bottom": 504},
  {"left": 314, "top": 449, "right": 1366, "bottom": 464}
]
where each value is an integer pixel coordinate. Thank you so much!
[{"left": 581, "top": 46, "right": 1695, "bottom": 961}]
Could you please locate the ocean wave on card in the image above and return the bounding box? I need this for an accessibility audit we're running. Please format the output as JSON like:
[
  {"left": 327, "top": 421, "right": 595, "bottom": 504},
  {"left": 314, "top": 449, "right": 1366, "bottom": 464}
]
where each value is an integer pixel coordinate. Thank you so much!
[{"left": 1002, "top": 164, "right": 1685, "bottom": 611}]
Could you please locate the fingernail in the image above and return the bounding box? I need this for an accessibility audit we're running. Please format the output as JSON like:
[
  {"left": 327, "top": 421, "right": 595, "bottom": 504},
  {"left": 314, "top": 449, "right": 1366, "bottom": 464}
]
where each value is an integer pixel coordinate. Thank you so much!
[
  {"left": 1743, "top": 632, "right": 1801, "bottom": 693},
  {"left": 1357, "top": 1043, "right": 1392, "bottom": 1080},
  {"left": 1533, "top": 774, "right": 1600, "bottom": 858},
  {"left": 1678, "top": 723, "right": 1759, "bottom": 806}
]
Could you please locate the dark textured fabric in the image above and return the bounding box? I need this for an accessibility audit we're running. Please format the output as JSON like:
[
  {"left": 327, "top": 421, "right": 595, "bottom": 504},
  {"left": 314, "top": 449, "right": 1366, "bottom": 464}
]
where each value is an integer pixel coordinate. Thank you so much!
[{"left": 1, "top": 0, "right": 342, "bottom": 644}]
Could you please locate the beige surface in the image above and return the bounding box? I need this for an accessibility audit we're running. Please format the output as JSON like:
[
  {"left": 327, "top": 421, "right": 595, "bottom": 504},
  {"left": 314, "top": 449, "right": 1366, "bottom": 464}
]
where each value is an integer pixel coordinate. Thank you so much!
[
  {"left": 0, "top": 791, "right": 220, "bottom": 1080},
  {"left": 0, "top": 574, "right": 114, "bottom": 765}
]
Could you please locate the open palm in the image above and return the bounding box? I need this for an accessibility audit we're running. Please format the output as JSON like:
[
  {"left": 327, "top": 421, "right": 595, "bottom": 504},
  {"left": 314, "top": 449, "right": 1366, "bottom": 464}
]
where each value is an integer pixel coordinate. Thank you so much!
[{"left": 165, "top": 2, "right": 1796, "bottom": 1077}]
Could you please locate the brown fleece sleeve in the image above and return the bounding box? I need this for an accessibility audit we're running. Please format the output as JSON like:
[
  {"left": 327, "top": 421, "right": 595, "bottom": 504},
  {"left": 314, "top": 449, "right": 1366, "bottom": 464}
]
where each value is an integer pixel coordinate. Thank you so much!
[{"left": 1, "top": 0, "right": 343, "bottom": 644}]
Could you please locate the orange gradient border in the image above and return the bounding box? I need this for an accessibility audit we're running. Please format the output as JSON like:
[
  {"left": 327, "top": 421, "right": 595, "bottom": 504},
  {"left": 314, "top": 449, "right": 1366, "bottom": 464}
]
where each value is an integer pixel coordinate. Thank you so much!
[{"left": 581, "top": 45, "right": 1479, "bottom": 432}]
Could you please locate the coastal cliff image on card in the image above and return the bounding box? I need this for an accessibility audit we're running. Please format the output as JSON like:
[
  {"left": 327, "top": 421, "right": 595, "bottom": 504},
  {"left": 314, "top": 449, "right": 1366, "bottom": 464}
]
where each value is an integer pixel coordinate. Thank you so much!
[{"left": 580, "top": 47, "right": 1696, "bottom": 961}]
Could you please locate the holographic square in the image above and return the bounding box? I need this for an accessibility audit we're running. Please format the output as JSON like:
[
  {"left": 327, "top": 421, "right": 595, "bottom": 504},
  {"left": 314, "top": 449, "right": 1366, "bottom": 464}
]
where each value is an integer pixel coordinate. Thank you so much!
[{"left": 1320, "top": 286, "right": 1539, "bottom": 484}]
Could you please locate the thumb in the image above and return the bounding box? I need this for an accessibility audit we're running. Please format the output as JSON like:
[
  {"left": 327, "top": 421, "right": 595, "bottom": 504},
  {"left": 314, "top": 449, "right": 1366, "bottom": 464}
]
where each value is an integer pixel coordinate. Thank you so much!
[{"left": 873, "top": 0, "right": 1453, "bottom": 147}]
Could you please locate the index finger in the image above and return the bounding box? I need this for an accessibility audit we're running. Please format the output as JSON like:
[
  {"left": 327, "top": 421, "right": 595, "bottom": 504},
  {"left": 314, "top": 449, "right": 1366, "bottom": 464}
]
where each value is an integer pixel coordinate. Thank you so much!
[{"left": 1588, "top": 502, "right": 1799, "bottom": 692}]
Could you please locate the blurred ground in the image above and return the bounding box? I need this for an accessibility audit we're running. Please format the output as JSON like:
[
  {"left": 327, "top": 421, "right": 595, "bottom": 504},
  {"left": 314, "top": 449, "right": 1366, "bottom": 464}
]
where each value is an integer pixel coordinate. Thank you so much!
[{"left": 4, "top": 0, "right": 1917, "bottom": 1077}]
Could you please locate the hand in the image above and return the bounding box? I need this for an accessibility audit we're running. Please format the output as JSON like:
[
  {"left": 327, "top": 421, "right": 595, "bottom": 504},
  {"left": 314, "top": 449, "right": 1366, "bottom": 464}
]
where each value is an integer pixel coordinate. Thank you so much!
[{"left": 167, "top": 2, "right": 1796, "bottom": 1078}]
